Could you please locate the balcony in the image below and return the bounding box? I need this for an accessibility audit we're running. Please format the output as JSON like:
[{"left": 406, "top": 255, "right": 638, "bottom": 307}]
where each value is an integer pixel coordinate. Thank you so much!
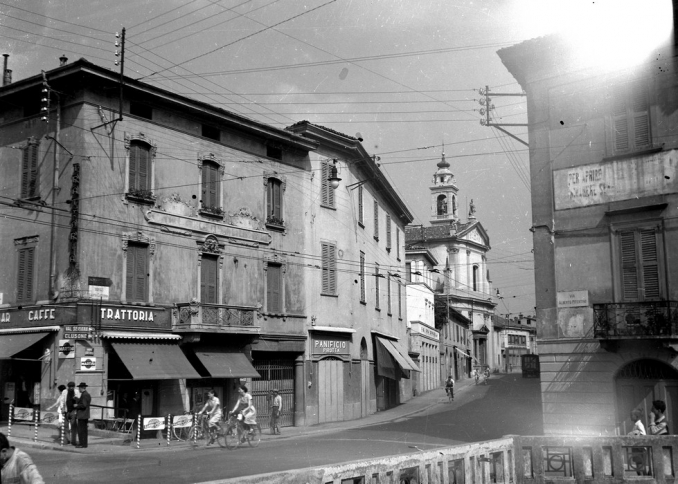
[
  {"left": 593, "top": 301, "right": 678, "bottom": 340},
  {"left": 173, "top": 301, "right": 260, "bottom": 334}
]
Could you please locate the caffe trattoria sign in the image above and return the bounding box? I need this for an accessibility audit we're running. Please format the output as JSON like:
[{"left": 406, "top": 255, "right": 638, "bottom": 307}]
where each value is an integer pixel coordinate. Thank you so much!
[{"left": 0, "top": 307, "right": 75, "bottom": 326}]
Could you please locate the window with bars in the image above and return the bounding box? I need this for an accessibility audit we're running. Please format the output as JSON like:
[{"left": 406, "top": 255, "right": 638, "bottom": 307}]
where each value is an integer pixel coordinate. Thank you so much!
[
  {"left": 201, "top": 161, "right": 220, "bottom": 210},
  {"left": 267, "top": 263, "right": 283, "bottom": 312},
  {"left": 375, "top": 262, "right": 380, "bottom": 310},
  {"left": 321, "top": 242, "right": 337, "bottom": 295},
  {"left": 386, "top": 215, "right": 392, "bottom": 251},
  {"left": 126, "top": 243, "right": 149, "bottom": 302},
  {"left": 17, "top": 247, "right": 35, "bottom": 302},
  {"left": 618, "top": 227, "right": 662, "bottom": 301},
  {"left": 320, "top": 161, "right": 335, "bottom": 208},
  {"left": 129, "top": 141, "right": 152, "bottom": 193},
  {"left": 358, "top": 185, "right": 364, "bottom": 226},
  {"left": 201, "top": 254, "right": 218, "bottom": 304},
  {"left": 21, "top": 138, "right": 40, "bottom": 199},
  {"left": 360, "top": 251, "right": 366, "bottom": 303},
  {"left": 266, "top": 178, "right": 283, "bottom": 225},
  {"left": 611, "top": 83, "right": 651, "bottom": 154},
  {"left": 373, "top": 201, "right": 379, "bottom": 241}
]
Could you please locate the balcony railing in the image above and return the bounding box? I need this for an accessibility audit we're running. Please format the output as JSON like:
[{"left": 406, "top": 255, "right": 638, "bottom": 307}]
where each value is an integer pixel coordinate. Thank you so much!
[
  {"left": 593, "top": 301, "right": 678, "bottom": 338},
  {"left": 173, "top": 301, "right": 259, "bottom": 333},
  {"left": 216, "top": 434, "right": 678, "bottom": 484}
]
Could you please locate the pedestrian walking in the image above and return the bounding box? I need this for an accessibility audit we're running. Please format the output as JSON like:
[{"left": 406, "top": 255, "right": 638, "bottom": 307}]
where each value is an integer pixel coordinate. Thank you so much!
[
  {"left": 0, "top": 432, "right": 45, "bottom": 483},
  {"left": 649, "top": 400, "right": 669, "bottom": 435},
  {"left": 46, "top": 384, "right": 68, "bottom": 443},
  {"left": 75, "top": 382, "right": 91, "bottom": 448},
  {"left": 270, "top": 389, "right": 282, "bottom": 434},
  {"left": 66, "top": 381, "right": 78, "bottom": 446}
]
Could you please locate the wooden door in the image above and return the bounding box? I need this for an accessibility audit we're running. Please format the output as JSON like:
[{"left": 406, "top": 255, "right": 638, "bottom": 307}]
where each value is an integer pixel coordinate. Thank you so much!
[
  {"left": 361, "top": 360, "right": 370, "bottom": 417},
  {"left": 318, "top": 358, "right": 344, "bottom": 423}
]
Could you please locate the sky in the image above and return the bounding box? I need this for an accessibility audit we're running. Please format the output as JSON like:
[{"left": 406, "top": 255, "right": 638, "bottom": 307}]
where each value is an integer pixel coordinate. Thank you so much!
[{"left": 4, "top": 0, "right": 666, "bottom": 318}]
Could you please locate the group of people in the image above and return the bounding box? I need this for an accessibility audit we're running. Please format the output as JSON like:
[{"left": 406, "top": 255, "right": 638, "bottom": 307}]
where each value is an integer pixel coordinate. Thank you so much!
[
  {"left": 628, "top": 400, "right": 670, "bottom": 436},
  {"left": 197, "top": 385, "right": 283, "bottom": 443},
  {"left": 46, "top": 381, "right": 91, "bottom": 448}
]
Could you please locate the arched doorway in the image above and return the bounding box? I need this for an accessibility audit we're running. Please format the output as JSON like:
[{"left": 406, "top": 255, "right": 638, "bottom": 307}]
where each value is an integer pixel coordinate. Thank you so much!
[
  {"left": 360, "top": 338, "right": 370, "bottom": 417},
  {"left": 615, "top": 359, "right": 678, "bottom": 435}
]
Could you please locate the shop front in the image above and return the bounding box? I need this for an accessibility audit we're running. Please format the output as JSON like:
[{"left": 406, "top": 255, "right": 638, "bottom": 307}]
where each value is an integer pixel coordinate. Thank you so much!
[{"left": 372, "top": 332, "right": 419, "bottom": 411}]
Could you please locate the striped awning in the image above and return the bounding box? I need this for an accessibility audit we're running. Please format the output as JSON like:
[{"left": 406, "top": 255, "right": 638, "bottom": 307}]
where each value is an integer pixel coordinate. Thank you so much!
[{"left": 100, "top": 331, "right": 180, "bottom": 340}]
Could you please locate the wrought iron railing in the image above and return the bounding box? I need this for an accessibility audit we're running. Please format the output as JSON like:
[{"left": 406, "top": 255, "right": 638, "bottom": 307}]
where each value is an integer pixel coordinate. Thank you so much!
[
  {"left": 173, "top": 301, "right": 257, "bottom": 331},
  {"left": 593, "top": 301, "right": 678, "bottom": 338}
]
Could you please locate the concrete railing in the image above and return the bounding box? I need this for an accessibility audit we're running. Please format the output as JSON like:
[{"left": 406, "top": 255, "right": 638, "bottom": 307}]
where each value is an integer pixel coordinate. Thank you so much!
[{"left": 202, "top": 435, "right": 678, "bottom": 484}]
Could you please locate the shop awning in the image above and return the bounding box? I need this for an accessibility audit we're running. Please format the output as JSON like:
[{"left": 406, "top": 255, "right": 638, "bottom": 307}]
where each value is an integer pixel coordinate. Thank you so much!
[
  {"left": 111, "top": 342, "right": 201, "bottom": 380},
  {"left": 101, "top": 331, "right": 180, "bottom": 340},
  {"left": 0, "top": 332, "right": 53, "bottom": 358},
  {"left": 378, "top": 338, "right": 420, "bottom": 372},
  {"left": 194, "top": 351, "right": 260, "bottom": 378}
]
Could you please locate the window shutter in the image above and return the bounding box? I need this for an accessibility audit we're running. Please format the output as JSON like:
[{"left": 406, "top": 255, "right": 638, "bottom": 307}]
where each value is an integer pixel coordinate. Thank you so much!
[
  {"left": 358, "top": 186, "right": 364, "bottom": 224},
  {"left": 328, "top": 244, "right": 337, "bottom": 294},
  {"left": 632, "top": 89, "right": 650, "bottom": 149},
  {"left": 272, "top": 180, "right": 281, "bottom": 218},
  {"left": 386, "top": 215, "right": 392, "bottom": 249},
  {"left": 24, "top": 248, "right": 34, "bottom": 301},
  {"left": 135, "top": 246, "right": 148, "bottom": 302},
  {"left": 639, "top": 229, "right": 659, "bottom": 299},
  {"left": 28, "top": 144, "right": 38, "bottom": 198},
  {"left": 21, "top": 148, "right": 30, "bottom": 198},
  {"left": 614, "top": 118, "right": 629, "bottom": 151},
  {"left": 266, "top": 182, "right": 273, "bottom": 216},
  {"left": 321, "top": 243, "right": 336, "bottom": 294},
  {"left": 375, "top": 263, "right": 380, "bottom": 309},
  {"left": 321, "top": 162, "right": 334, "bottom": 207},
  {"left": 129, "top": 144, "right": 138, "bottom": 190},
  {"left": 360, "top": 252, "right": 366, "bottom": 302},
  {"left": 620, "top": 231, "right": 638, "bottom": 301},
  {"left": 138, "top": 145, "right": 149, "bottom": 191},
  {"left": 208, "top": 165, "right": 217, "bottom": 207},
  {"left": 374, "top": 201, "right": 379, "bottom": 239},
  {"left": 201, "top": 255, "right": 218, "bottom": 304},
  {"left": 126, "top": 245, "right": 136, "bottom": 301},
  {"left": 17, "top": 249, "right": 26, "bottom": 301},
  {"left": 387, "top": 275, "right": 391, "bottom": 313},
  {"left": 267, "top": 264, "right": 282, "bottom": 312},
  {"left": 396, "top": 229, "right": 400, "bottom": 259}
]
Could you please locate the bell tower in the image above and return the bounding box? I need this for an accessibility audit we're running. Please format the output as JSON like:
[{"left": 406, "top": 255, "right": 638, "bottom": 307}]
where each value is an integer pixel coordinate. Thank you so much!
[{"left": 429, "top": 145, "right": 459, "bottom": 225}]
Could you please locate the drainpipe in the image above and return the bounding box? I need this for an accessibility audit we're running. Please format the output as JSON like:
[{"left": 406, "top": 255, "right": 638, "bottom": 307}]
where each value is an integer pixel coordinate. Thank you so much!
[{"left": 48, "top": 97, "right": 61, "bottom": 300}]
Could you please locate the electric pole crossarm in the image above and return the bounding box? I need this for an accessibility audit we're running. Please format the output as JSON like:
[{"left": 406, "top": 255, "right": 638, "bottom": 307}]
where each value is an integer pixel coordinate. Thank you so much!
[{"left": 491, "top": 126, "right": 529, "bottom": 147}]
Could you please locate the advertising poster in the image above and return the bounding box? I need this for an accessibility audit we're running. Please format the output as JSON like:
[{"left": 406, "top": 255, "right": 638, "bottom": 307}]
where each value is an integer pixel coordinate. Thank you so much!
[
  {"left": 13, "top": 407, "right": 34, "bottom": 421},
  {"left": 80, "top": 357, "right": 97, "bottom": 371},
  {"left": 143, "top": 417, "right": 166, "bottom": 431},
  {"left": 172, "top": 414, "right": 192, "bottom": 428}
]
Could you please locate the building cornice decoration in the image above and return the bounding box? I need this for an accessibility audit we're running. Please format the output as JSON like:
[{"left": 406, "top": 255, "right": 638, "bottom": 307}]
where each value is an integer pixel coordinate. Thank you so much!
[
  {"left": 263, "top": 253, "right": 287, "bottom": 273},
  {"left": 124, "top": 132, "right": 157, "bottom": 156},
  {"left": 14, "top": 236, "right": 39, "bottom": 246},
  {"left": 122, "top": 231, "right": 156, "bottom": 255},
  {"left": 199, "top": 235, "right": 221, "bottom": 255}
]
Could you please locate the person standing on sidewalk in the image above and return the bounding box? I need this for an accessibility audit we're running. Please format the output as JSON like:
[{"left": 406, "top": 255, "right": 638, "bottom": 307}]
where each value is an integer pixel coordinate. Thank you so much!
[
  {"left": 66, "top": 382, "right": 78, "bottom": 446},
  {"left": 270, "top": 389, "right": 282, "bottom": 434},
  {"left": 75, "top": 382, "right": 91, "bottom": 448},
  {"left": 46, "top": 385, "right": 68, "bottom": 443},
  {"left": 0, "top": 432, "right": 45, "bottom": 484}
]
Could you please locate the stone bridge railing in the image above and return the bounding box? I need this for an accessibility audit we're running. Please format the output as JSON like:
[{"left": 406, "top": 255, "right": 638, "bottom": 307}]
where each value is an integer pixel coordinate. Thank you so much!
[{"left": 204, "top": 435, "right": 678, "bottom": 484}]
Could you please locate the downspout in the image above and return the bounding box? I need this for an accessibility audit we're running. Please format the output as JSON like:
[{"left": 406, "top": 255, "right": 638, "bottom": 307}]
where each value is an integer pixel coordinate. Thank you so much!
[{"left": 49, "top": 99, "right": 60, "bottom": 300}]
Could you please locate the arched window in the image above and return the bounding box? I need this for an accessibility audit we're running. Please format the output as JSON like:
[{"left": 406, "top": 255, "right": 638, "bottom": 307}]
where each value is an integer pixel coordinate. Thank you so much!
[
  {"left": 473, "top": 265, "right": 479, "bottom": 291},
  {"left": 437, "top": 194, "right": 448, "bottom": 215}
]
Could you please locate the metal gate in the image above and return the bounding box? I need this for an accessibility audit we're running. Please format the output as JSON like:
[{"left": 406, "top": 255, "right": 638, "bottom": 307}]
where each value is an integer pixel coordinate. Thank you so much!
[{"left": 251, "top": 359, "right": 294, "bottom": 429}]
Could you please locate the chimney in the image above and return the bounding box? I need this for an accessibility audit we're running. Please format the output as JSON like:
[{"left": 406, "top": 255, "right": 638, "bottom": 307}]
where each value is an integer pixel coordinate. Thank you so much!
[
  {"left": 59, "top": 54, "right": 68, "bottom": 66},
  {"left": 2, "top": 54, "right": 11, "bottom": 86}
]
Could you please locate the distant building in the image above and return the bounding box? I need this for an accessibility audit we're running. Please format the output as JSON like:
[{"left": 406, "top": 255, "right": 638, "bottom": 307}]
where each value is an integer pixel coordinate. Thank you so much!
[
  {"left": 498, "top": 14, "right": 678, "bottom": 435},
  {"left": 492, "top": 314, "right": 537, "bottom": 373},
  {"left": 0, "top": 58, "right": 415, "bottom": 428},
  {"left": 406, "top": 150, "right": 498, "bottom": 382}
]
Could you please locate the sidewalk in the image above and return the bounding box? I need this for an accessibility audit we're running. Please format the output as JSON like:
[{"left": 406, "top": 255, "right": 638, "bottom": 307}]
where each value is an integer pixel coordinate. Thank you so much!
[{"left": 1, "top": 376, "right": 478, "bottom": 455}]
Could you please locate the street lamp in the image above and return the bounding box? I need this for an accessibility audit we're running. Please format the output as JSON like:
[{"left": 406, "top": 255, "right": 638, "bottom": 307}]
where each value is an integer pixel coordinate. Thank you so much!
[{"left": 328, "top": 159, "right": 342, "bottom": 189}]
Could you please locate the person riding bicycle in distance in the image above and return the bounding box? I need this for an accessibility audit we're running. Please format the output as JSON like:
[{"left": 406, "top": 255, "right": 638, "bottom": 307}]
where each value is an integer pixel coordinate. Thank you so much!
[
  {"left": 445, "top": 375, "right": 454, "bottom": 400},
  {"left": 231, "top": 384, "right": 256, "bottom": 434},
  {"left": 198, "top": 390, "right": 222, "bottom": 444}
]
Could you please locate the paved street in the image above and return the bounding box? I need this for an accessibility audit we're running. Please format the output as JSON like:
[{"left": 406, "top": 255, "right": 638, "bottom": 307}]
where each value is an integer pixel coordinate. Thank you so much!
[{"left": 17, "top": 374, "right": 541, "bottom": 483}]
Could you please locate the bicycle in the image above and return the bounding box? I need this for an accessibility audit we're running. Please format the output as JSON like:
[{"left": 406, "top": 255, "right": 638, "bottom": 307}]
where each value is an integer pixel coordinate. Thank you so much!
[
  {"left": 445, "top": 387, "right": 454, "bottom": 403},
  {"left": 224, "top": 412, "right": 261, "bottom": 450},
  {"left": 189, "top": 414, "right": 225, "bottom": 447},
  {"left": 474, "top": 372, "right": 480, "bottom": 385}
]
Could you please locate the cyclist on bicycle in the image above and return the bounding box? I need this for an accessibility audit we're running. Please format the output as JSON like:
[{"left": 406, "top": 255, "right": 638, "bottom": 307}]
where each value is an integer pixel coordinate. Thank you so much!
[
  {"left": 445, "top": 375, "right": 454, "bottom": 400},
  {"left": 230, "top": 384, "right": 256, "bottom": 434},
  {"left": 483, "top": 367, "right": 490, "bottom": 384},
  {"left": 198, "top": 389, "right": 222, "bottom": 445}
]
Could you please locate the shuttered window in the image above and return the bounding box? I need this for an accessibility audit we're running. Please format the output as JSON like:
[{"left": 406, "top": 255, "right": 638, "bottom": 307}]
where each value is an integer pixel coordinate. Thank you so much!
[
  {"left": 126, "top": 243, "right": 148, "bottom": 302},
  {"left": 398, "top": 281, "right": 402, "bottom": 319},
  {"left": 386, "top": 215, "right": 392, "bottom": 251},
  {"left": 619, "top": 228, "right": 661, "bottom": 301},
  {"left": 375, "top": 263, "right": 380, "bottom": 310},
  {"left": 373, "top": 201, "right": 379, "bottom": 241},
  {"left": 17, "top": 247, "right": 35, "bottom": 302},
  {"left": 202, "top": 161, "right": 220, "bottom": 209},
  {"left": 358, "top": 185, "right": 364, "bottom": 226},
  {"left": 387, "top": 274, "right": 392, "bottom": 315},
  {"left": 129, "top": 142, "right": 151, "bottom": 192},
  {"left": 320, "top": 161, "right": 335, "bottom": 208},
  {"left": 201, "top": 255, "right": 218, "bottom": 304},
  {"left": 267, "top": 178, "right": 283, "bottom": 221},
  {"left": 321, "top": 242, "right": 337, "bottom": 295},
  {"left": 267, "top": 263, "right": 282, "bottom": 312},
  {"left": 612, "top": 84, "right": 651, "bottom": 153},
  {"left": 21, "top": 139, "right": 40, "bottom": 199},
  {"left": 359, "top": 251, "right": 366, "bottom": 303},
  {"left": 396, "top": 229, "right": 400, "bottom": 260}
]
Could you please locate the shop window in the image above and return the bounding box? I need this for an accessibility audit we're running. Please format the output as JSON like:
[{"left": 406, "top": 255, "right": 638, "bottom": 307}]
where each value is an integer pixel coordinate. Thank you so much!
[
  {"left": 201, "top": 254, "right": 218, "bottom": 304},
  {"left": 611, "top": 83, "right": 651, "bottom": 154},
  {"left": 321, "top": 242, "right": 337, "bottom": 295},
  {"left": 16, "top": 246, "right": 35, "bottom": 302},
  {"left": 360, "top": 251, "right": 366, "bottom": 303},
  {"left": 320, "top": 160, "right": 335, "bottom": 209},
  {"left": 21, "top": 138, "right": 40, "bottom": 200},
  {"left": 616, "top": 226, "right": 663, "bottom": 301},
  {"left": 267, "top": 263, "right": 282, "bottom": 312},
  {"left": 126, "top": 242, "right": 149, "bottom": 302}
]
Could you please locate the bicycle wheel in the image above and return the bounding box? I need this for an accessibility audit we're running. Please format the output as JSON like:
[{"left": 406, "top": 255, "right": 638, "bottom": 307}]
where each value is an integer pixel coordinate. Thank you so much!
[
  {"left": 173, "top": 425, "right": 190, "bottom": 441},
  {"left": 224, "top": 424, "right": 240, "bottom": 450},
  {"left": 188, "top": 424, "right": 204, "bottom": 444},
  {"left": 215, "top": 426, "right": 226, "bottom": 448},
  {"left": 247, "top": 425, "right": 261, "bottom": 448}
]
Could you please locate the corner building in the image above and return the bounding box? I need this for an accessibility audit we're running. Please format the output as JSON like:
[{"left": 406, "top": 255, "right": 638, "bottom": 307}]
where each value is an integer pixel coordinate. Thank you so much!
[{"left": 0, "top": 59, "right": 416, "bottom": 429}]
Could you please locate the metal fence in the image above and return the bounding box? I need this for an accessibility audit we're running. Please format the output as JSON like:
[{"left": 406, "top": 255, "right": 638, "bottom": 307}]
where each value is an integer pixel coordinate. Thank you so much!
[{"left": 593, "top": 301, "right": 678, "bottom": 337}]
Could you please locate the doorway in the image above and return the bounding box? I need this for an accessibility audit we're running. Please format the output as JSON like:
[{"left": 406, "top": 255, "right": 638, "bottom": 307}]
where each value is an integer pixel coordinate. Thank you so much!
[{"left": 317, "top": 357, "right": 344, "bottom": 423}]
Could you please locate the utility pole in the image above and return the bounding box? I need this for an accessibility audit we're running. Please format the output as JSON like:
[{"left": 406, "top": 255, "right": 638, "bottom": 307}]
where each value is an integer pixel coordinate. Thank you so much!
[
  {"left": 91, "top": 27, "right": 125, "bottom": 131},
  {"left": 478, "top": 85, "right": 528, "bottom": 147}
]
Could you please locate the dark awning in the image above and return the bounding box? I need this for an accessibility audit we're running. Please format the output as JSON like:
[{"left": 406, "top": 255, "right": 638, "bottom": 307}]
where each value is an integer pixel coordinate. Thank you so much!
[
  {"left": 0, "top": 332, "right": 51, "bottom": 359},
  {"left": 375, "top": 337, "right": 420, "bottom": 379},
  {"left": 194, "top": 351, "right": 260, "bottom": 378},
  {"left": 111, "top": 342, "right": 201, "bottom": 380}
]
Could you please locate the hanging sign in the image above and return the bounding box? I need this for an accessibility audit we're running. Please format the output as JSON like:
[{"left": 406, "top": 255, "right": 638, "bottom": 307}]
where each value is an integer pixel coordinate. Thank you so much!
[
  {"left": 80, "top": 357, "right": 97, "bottom": 371},
  {"left": 64, "top": 326, "right": 93, "bottom": 340}
]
